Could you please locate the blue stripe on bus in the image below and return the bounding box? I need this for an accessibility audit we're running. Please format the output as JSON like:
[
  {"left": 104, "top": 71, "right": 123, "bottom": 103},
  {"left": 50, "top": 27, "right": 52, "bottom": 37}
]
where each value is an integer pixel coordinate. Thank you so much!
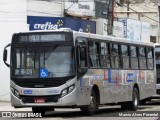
[
  {"left": 127, "top": 80, "right": 134, "bottom": 82},
  {"left": 108, "top": 69, "right": 112, "bottom": 83},
  {"left": 80, "top": 78, "right": 82, "bottom": 87}
]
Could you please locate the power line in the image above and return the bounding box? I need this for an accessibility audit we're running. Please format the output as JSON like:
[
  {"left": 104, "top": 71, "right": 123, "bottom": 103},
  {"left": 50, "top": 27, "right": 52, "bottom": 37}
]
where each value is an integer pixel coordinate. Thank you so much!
[
  {"left": 134, "top": 4, "right": 151, "bottom": 12},
  {"left": 115, "top": 2, "right": 158, "bottom": 23},
  {"left": 64, "top": 2, "right": 75, "bottom": 13},
  {"left": 0, "top": 0, "right": 26, "bottom": 6},
  {"left": 27, "top": 10, "right": 63, "bottom": 16},
  {"left": 0, "top": 11, "right": 26, "bottom": 14},
  {"left": 124, "top": 5, "right": 158, "bottom": 22}
]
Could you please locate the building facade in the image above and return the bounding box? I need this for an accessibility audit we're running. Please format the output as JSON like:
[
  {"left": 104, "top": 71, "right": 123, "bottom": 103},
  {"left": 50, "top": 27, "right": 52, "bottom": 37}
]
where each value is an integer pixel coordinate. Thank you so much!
[{"left": 115, "top": 0, "right": 158, "bottom": 43}]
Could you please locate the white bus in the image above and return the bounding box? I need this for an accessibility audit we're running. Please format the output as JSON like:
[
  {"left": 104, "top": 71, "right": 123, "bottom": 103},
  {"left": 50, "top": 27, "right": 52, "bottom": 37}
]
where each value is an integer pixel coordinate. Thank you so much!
[
  {"left": 154, "top": 44, "right": 160, "bottom": 95},
  {"left": 3, "top": 29, "right": 156, "bottom": 116}
]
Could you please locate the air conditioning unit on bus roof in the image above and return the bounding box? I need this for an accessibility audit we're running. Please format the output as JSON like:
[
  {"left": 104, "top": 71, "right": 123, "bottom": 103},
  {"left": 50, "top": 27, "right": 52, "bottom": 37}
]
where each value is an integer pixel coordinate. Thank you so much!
[{"left": 59, "top": 28, "right": 72, "bottom": 32}]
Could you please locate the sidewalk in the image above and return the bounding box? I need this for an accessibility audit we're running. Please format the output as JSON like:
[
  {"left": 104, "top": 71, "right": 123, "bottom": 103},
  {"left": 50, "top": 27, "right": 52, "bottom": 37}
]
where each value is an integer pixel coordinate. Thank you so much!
[
  {"left": 0, "top": 101, "right": 31, "bottom": 111},
  {"left": 0, "top": 101, "right": 79, "bottom": 112}
]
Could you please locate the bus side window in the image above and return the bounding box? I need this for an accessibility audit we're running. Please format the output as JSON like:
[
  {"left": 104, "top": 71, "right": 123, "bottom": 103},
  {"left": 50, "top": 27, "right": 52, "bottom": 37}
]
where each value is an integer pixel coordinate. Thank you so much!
[
  {"left": 121, "top": 45, "right": 130, "bottom": 69},
  {"left": 147, "top": 47, "right": 154, "bottom": 69},
  {"left": 88, "top": 41, "right": 100, "bottom": 68},
  {"left": 110, "top": 43, "right": 119, "bottom": 68},
  {"left": 76, "top": 37, "right": 88, "bottom": 69},
  {"left": 100, "top": 42, "right": 110, "bottom": 68},
  {"left": 130, "top": 46, "right": 139, "bottom": 69},
  {"left": 139, "top": 47, "right": 147, "bottom": 69}
]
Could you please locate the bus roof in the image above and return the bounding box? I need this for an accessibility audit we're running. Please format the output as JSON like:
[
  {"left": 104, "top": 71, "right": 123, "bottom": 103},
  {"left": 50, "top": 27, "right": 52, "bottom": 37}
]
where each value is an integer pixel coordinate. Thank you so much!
[
  {"left": 154, "top": 43, "right": 160, "bottom": 47},
  {"left": 72, "top": 31, "right": 155, "bottom": 47},
  {"left": 14, "top": 29, "right": 155, "bottom": 47},
  {"left": 16, "top": 28, "right": 72, "bottom": 34}
]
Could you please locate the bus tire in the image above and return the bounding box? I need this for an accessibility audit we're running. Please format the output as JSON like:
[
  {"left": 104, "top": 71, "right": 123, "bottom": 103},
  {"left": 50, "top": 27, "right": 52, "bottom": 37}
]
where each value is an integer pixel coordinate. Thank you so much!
[
  {"left": 80, "top": 90, "right": 98, "bottom": 115},
  {"left": 130, "top": 87, "right": 139, "bottom": 111},
  {"left": 32, "top": 107, "right": 46, "bottom": 117}
]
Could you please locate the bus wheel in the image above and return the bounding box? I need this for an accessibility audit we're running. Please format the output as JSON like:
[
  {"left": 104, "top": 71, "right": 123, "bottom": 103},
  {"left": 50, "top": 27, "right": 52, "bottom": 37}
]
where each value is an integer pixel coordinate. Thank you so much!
[
  {"left": 80, "top": 90, "right": 98, "bottom": 115},
  {"left": 130, "top": 87, "right": 139, "bottom": 111},
  {"left": 32, "top": 107, "right": 46, "bottom": 117}
]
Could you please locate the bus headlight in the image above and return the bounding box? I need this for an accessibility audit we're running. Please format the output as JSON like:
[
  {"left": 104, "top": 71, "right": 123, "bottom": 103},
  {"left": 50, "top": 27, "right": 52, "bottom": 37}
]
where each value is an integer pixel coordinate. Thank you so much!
[
  {"left": 14, "top": 90, "right": 20, "bottom": 98},
  {"left": 61, "top": 84, "right": 75, "bottom": 98},
  {"left": 11, "top": 87, "right": 14, "bottom": 93},
  {"left": 11, "top": 87, "right": 19, "bottom": 98},
  {"left": 61, "top": 89, "right": 68, "bottom": 97},
  {"left": 68, "top": 85, "right": 75, "bottom": 93}
]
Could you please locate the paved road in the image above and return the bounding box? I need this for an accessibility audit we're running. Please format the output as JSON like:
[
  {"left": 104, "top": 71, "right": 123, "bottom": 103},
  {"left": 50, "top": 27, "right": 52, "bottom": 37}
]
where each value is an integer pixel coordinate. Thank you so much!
[{"left": 1, "top": 100, "right": 160, "bottom": 120}]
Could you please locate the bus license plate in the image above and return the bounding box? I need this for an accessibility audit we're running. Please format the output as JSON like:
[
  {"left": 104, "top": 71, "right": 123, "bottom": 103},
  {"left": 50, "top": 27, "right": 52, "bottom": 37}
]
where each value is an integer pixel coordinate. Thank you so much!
[{"left": 34, "top": 98, "right": 45, "bottom": 103}]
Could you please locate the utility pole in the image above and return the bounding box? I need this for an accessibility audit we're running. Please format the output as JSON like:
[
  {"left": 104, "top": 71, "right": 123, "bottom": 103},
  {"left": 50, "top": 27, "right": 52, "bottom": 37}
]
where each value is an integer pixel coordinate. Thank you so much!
[
  {"left": 158, "top": 0, "right": 160, "bottom": 43},
  {"left": 127, "top": 0, "right": 129, "bottom": 18},
  {"left": 107, "top": 0, "right": 114, "bottom": 35}
]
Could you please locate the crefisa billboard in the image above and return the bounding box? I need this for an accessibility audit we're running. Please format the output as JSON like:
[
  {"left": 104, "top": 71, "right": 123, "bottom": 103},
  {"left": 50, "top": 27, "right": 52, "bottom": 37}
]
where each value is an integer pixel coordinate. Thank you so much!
[{"left": 27, "top": 16, "right": 96, "bottom": 34}]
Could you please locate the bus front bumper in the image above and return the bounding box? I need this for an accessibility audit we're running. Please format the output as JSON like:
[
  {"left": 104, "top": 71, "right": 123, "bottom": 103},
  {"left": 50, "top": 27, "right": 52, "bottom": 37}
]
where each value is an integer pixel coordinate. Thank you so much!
[{"left": 11, "top": 88, "right": 77, "bottom": 108}]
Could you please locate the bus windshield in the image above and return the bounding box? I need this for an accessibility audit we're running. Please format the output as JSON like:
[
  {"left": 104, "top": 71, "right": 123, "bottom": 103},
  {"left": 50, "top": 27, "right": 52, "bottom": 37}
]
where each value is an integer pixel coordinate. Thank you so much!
[{"left": 11, "top": 46, "right": 75, "bottom": 78}]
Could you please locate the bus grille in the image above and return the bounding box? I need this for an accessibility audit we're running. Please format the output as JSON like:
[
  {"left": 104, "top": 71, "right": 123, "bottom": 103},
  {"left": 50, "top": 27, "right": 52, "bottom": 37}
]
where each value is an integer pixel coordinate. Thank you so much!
[
  {"left": 20, "top": 95, "right": 60, "bottom": 103},
  {"left": 13, "top": 79, "right": 64, "bottom": 88}
]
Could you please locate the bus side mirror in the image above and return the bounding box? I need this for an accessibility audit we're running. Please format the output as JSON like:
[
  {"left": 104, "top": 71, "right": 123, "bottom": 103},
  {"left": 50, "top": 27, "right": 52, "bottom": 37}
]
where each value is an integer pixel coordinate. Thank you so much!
[
  {"left": 77, "top": 45, "right": 87, "bottom": 68},
  {"left": 3, "top": 49, "right": 7, "bottom": 62},
  {"left": 3, "top": 43, "right": 11, "bottom": 67},
  {"left": 80, "top": 47, "right": 86, "bottom": 61}
]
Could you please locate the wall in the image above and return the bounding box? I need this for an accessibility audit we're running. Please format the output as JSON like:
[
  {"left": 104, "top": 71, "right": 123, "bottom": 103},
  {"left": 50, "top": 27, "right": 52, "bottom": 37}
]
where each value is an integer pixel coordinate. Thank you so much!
[
  {"left": 0, "top": 0, "right": 28, "bottom": 101},
  {"left": 27, "top": 0, "right": 63, "bottom": 17},
  {"left": 96, "top": 18, "right": 104, "bottom": 35},
  {"left": 115, "top": 0, "right": 158, "bottom": 42},
  {"left": 96, "top": 18, "right": 124, "bottom": 38}
]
